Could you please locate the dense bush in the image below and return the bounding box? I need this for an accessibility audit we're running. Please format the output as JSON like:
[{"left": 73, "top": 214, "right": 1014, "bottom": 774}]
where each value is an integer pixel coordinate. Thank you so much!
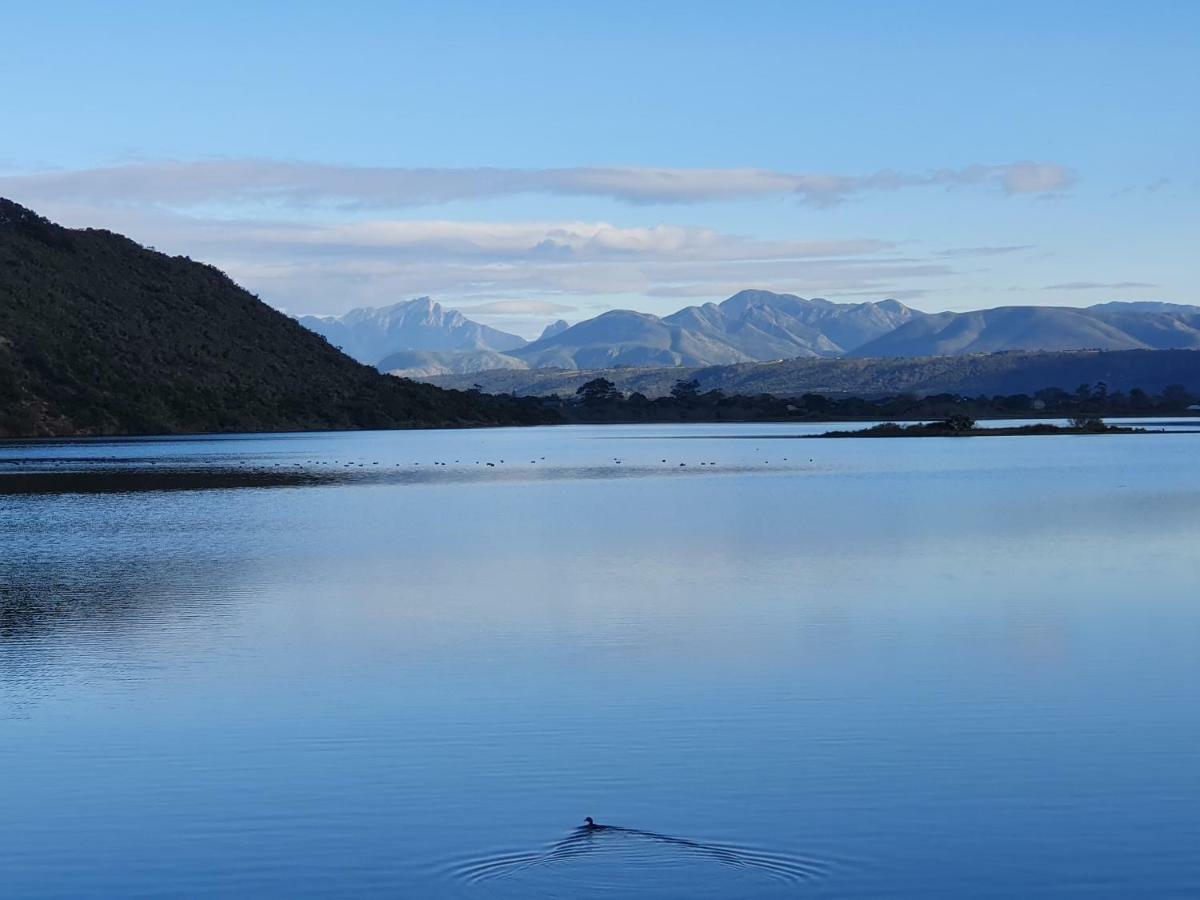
[
  {"left": 545, "top": 378, "right": 1197, "bottom": 424},
  {"left": 0, "top": 200, "right": 558, "bottom": 437}
]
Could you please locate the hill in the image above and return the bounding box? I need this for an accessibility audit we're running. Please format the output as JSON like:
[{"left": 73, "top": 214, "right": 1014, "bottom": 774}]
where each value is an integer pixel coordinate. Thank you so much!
[
  {"left": 423, "top": 349, "right": 1200, "bottom": 399},
  {"left": 376, "top": 348, "right": 531, "bottom": 378},
  {"left": 297, "top": 297, "right": 527, "bottom": 365},
  {"left": 0, "top": 199, "right": 554, "bottom": 437},
  {"left": 849, "top": 306, "right": 1149, "bottom": 357}
]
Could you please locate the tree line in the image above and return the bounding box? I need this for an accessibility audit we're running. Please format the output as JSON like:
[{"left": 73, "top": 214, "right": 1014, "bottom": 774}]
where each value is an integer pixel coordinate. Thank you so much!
[{"left": 535, "top": 378, "right": 1199, "bottom": 424}]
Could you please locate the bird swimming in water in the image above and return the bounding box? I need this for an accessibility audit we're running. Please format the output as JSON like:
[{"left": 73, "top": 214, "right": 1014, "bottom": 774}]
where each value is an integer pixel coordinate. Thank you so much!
[{"left": 451, "top": 817, "right": 828, "bottom": 885}]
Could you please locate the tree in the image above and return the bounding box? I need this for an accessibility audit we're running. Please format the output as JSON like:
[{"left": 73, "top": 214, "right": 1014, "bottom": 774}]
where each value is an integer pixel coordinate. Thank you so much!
[
  {"left": 1000, "top": 393, "right": 1032, "bottom": 411},
  {"left": 1035, "top": 387, "right": 1070, "bottom": 405},
  {"left": 943, "top": 414, "right": 975, "bottom": 433},
  {"left": 1162, "top": 384, "right": 1191, "bottom": 406},
  {"left": 575, "top": 378, "right": 621, "bottom": 405},
  {"left": 1069, "top": 415, "right": 1106, "bottom": 432},
  {"left": 799, "top": 393, "right": 831, "bottom": 413},
  {"left": 670, "top": 378, "right": 700, "bottom": 401}
]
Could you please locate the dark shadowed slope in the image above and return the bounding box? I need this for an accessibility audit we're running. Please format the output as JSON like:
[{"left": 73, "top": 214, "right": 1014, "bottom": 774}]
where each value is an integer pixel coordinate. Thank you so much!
[{"left": 0, "top": 199, "right": 555, "bottom": 437}]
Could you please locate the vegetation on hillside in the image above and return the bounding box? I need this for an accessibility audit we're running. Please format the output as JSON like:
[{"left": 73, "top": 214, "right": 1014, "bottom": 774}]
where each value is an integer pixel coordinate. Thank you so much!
[
  {"left": 0, "top": 200, "right": 557, "bottom": 437},
  {"left": 426, "top": 348, "right": 1200, "bottom": 399},
  {"left": 538, "top": 377, "right": 1198, "bottom": 424}
]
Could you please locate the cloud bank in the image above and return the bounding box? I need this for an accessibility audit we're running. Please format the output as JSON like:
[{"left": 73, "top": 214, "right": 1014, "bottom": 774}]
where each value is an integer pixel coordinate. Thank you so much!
[
  {"left": 0, "top": 194, "right": 978, "bottom": 329},
  {"left": 1046, "top": 280, "right": 1157, "bottom": 290},
  {"left": 0, "top": 159, "right": 1073, "bottom": 210},
  {"left": 0, "top": 157, "right": 1094, "bottom": 326}
]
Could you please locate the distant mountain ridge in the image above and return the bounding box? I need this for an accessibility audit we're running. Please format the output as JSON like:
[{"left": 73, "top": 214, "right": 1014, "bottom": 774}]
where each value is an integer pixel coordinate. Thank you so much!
[
  {"left": 298, "top": 291, "right": 1200, "bottom": 378},
  {"left": 508, "top": 290, "right": 922, "bottom": 369},
  {"left": 850, "top": 303, "right": 1200, "bottom": 358},
  {"left": 320, "top": 290, "right": 927, "bottom": 376}
]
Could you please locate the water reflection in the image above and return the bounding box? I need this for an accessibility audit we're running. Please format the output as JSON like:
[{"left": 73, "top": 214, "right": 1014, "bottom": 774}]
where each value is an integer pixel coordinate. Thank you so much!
[{"left": 2, "top": 424, "right": 1200, "bottom": 898}]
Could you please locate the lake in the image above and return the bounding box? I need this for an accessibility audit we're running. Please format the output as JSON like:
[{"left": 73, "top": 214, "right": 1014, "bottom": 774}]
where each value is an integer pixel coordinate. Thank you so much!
[{"left": 3, "top": 422, "right": 1200, "bottom": 898}]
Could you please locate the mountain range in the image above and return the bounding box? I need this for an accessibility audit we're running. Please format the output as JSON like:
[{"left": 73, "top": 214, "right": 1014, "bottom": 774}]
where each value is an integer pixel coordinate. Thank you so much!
[{"left": 299, "top": 292, "right": 1200, "bottom": 376}]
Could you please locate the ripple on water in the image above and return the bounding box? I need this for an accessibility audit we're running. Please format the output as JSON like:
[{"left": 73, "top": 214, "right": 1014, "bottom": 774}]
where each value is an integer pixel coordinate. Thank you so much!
[{"left": 440, "top": 823, "right": 837, "bottom": 891}]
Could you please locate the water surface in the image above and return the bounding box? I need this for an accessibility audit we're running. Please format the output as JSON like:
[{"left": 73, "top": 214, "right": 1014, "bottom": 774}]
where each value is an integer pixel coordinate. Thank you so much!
[{"left": 3, "top": 423, "right": 1199, "bottom": 897}]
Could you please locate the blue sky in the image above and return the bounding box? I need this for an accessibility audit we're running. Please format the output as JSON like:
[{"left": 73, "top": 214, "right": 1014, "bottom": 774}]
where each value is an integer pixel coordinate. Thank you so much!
[{"left": 2, "top": 1, "right": 1195, "bottom": 336}]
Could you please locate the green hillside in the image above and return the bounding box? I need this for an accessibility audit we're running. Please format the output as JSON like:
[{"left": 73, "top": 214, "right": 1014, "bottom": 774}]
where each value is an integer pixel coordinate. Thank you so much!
[{"left": 0, "top": 200, "right": 556, "bottom": 437}]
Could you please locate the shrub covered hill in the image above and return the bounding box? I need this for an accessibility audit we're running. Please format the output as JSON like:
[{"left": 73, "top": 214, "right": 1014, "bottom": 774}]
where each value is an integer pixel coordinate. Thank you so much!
[{"left": 0, "top": 200, "right": 556, "bottom": 437}]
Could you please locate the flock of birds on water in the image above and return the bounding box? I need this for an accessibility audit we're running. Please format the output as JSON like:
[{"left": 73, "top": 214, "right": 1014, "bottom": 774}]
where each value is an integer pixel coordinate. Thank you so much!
[
  {"left": 4, "top": 450, "right": 818, "bottom": 477},
  {"left": 222, "top": 451, "right": 813, "bottom": 471}
]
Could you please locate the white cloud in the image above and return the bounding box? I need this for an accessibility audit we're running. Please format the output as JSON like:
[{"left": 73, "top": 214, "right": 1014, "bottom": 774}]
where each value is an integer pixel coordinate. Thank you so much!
[
  {"left": 0, "top": 158, "right": 1080, "bottom": 320},
  {"left": 205, "top": 218, "right": 894, "bottom": 262},
  {"left": 455, "top": 299, "right": 578, "bottom": 316},
  {"left": 997, "top": 163, "right": 1072, "bottom": 194},
  {"left": 5, "top": 200, "right": 955, "bottom": 316},
  {"left": 935, "top": 245, "right": 1034, "bottom": 258},
  {"left": 1045, "top": 280, "right": 1157, "bottom": 290},
  {"left": 0, "top": 159, "right": 1074, "bottom": 210}
]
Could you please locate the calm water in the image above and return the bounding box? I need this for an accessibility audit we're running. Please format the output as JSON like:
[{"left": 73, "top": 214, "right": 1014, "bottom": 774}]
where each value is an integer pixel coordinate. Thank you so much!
[{"left": 3, "top": 422, "right": 1199, "bottom": 898}]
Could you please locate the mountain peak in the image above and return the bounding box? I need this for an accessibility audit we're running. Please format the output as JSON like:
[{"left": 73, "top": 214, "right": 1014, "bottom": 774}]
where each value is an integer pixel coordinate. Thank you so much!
[
  {"left": 297, "top": 297, "right": 526, "bottom": 364},
  {"left": 538, "top": 319, "right": 570, "bottom": 341},
  {"left": 718, "top": 289, "right": 808, "bottom": 312}
]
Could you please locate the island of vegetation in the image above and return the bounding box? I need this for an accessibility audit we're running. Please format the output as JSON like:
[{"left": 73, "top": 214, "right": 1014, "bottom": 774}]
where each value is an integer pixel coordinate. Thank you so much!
[{"left": 816, "top": 415, "right": 1145, "bottom": 438}]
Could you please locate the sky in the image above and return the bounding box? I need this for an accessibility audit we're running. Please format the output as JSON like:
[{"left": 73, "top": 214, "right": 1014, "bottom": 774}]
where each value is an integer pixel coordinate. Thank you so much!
[{"left": 1, "top": 0, "right": 1196, "bottom": 338}]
